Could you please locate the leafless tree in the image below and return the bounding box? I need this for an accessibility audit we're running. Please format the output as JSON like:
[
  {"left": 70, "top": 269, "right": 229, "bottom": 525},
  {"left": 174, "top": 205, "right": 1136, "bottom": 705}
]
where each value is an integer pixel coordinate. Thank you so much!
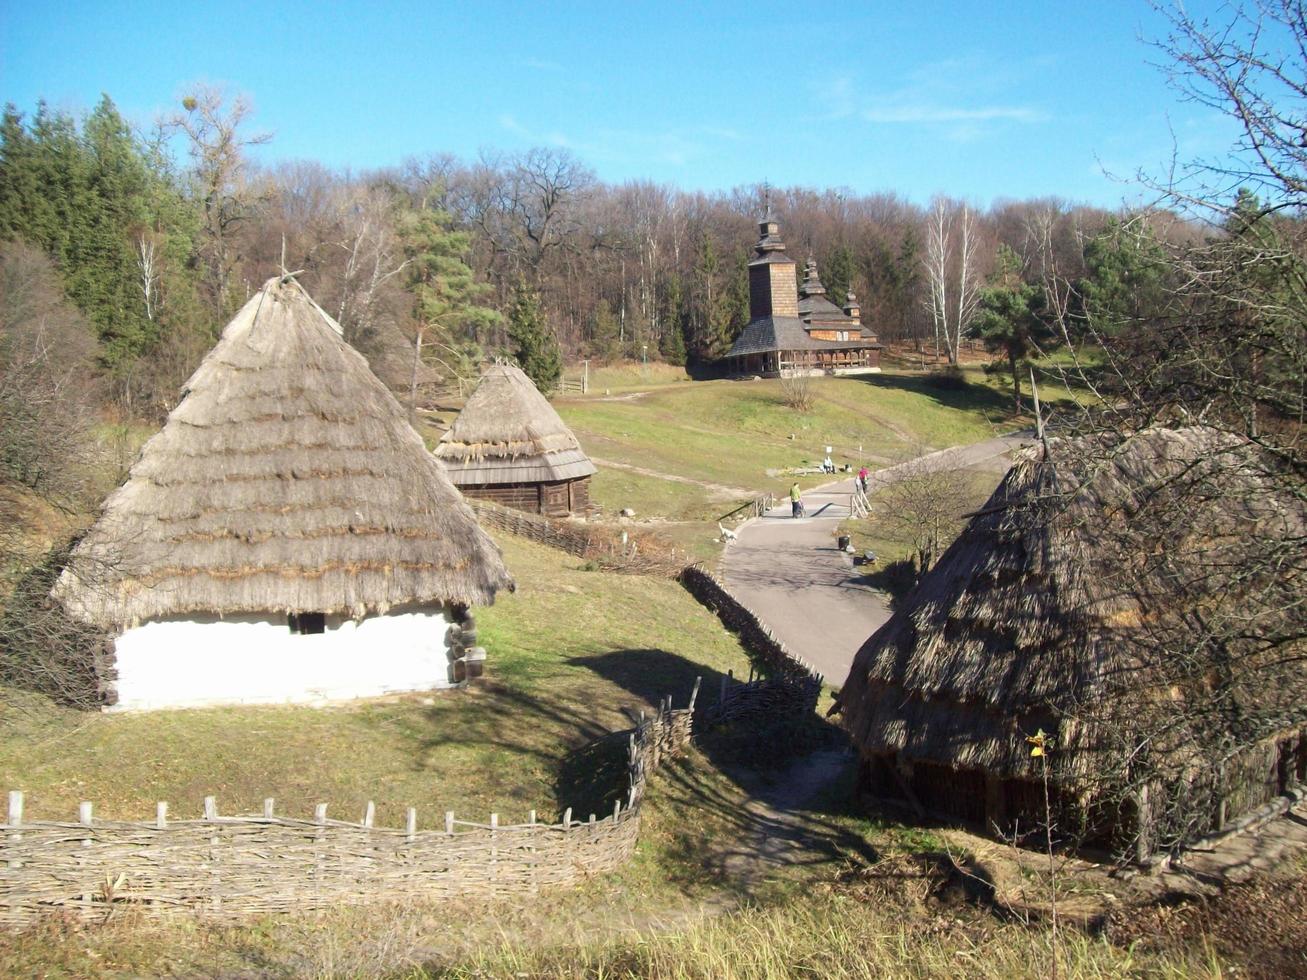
[
  {"left": 1148, "top": 0, "right": 1307, "bottom": 214},
  {"left": 0, "top": 242, "right": 102, "bottom": 503},
  {"left": 779, "top": 373, "right": 814, "bottom": 412},
  {"left": 167, "top": 83, "right": 271, "bottom": 312},
  {"left": 924, "top": 198, "right": 983, "bottom": 363},
  {"left": 873, "top": 453, "right": 975, "bottom": 574}
]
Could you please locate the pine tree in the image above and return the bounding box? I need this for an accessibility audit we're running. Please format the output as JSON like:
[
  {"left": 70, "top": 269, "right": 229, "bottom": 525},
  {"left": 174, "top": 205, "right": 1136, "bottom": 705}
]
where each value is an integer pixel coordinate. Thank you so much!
[
  {"left": 975, "top": 245, "right": 1050, "bottom": 411},
  {"left": 822, "top": 243, "right": 855, "bottom": 309},
  {"left": 400, "top": 202, "right": 501, "bottom": 398},
  {"left": 507, "top": 280, "right": 562, "bottom": 392}
]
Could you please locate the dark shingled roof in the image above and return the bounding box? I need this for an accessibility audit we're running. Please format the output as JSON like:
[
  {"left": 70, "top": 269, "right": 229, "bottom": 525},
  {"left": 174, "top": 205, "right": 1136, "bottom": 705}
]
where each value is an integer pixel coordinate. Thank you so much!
[
  {"left": 798, "top": 292, "right": 855, "bottom": 323},
  {"left": 727, "top": 317, "right": 881, "bottom": 357},
  {"left": 748, "top": 251, "right": 796, "bottom": 266}
]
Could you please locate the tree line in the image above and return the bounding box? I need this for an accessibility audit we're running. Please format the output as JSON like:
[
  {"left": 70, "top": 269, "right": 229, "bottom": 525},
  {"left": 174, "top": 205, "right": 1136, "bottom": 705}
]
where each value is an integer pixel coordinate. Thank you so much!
[{"left": 0, "top": 83, "right": 1220, "bottom": 421}]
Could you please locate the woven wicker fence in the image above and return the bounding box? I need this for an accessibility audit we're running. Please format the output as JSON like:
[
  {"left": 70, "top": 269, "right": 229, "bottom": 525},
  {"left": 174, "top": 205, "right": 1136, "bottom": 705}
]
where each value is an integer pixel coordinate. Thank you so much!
[
  {"left": 0, "top": 684, "right": 698, "bottom": 925},
  {"left": 678, "top": 564, "right": 823, "bottom": 723}
]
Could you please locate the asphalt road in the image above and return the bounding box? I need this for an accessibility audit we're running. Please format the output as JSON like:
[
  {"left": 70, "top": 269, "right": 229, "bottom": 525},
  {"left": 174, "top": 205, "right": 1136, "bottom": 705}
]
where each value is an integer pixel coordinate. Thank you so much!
[{"left": 720, "top": 434, "right": 1030, "bottom": 687}]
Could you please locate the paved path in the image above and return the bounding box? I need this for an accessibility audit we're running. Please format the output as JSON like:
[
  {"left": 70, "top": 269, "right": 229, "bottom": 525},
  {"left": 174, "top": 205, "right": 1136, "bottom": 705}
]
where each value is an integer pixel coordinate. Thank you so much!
[{"left": 720, "top": 433, "right": 1031, "bottom": 687}]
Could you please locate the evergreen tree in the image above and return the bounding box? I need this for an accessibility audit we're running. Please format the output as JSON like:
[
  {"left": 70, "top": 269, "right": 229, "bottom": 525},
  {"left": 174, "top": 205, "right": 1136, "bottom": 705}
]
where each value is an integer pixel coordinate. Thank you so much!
[
  {"left": 658, "top": 272, "right": 687, "bottom": 365},
  {"left": 822, "top": 243, "right": 855, "bottom": 309},
  {"left": 1078, "top": 217, "right": 1172, "bottom": 337},
  {"left": 400, "top": 201, "right": 500, "bottom": 391},
  {"left": 975, "top": 245, "right": 1051, "bottom": 411},
  {"left": 0, "top": 97, "right": 204, "bottom": 403},
  {"left": 506, "top": 280, "right": 562, "bottom": 392}
]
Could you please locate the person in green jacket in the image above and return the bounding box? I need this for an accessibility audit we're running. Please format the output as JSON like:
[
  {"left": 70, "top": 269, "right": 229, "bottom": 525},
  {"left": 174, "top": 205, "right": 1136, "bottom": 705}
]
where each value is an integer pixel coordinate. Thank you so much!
[{"left": 790, "top": 482, "right": 803, "bottom": 518}]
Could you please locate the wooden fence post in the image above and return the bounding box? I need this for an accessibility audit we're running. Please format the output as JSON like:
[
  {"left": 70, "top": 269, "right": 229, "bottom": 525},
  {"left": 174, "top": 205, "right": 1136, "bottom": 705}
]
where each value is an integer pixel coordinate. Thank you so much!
[{"left": 156, "top": 801, "right": 168, "bottom": 829}]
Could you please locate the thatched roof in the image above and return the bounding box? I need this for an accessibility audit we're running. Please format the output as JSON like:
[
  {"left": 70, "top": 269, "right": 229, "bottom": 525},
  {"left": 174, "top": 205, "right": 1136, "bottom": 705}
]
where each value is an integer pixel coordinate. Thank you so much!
[
  {"left": 434, "top": 363, "right": 596, "bottom": 485},
  {"left": 836, "top": 426, "right": 1304, "bottom": 783},
  {"left": 54, "top": 277, "right": 513, "bottom": 630}
]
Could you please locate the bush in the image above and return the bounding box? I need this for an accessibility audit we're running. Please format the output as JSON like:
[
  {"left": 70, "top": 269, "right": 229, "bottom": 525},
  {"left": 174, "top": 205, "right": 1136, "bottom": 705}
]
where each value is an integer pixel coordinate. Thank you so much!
[{"left": 779, "top": 374, "right": 815, "bottom": 411}]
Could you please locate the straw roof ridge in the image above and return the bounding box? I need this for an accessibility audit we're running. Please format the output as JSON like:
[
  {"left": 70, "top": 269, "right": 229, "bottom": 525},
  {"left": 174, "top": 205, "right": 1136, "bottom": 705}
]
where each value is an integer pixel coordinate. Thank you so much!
[
  {"left": 54, "top": 276, "right": 513, "bottom": 629},
  {"left": 435, "top": 363, "right": 597, "bottom": 484},
  {"left": 838, "top": 425, "right": 1305, "bottom": 780}
]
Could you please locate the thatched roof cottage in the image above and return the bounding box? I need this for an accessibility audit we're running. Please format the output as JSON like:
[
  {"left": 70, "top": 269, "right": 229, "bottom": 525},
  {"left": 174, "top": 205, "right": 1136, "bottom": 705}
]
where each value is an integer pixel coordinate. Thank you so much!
[
  {"left": 435, "top": 363, "right": 597, "bottom": 517},
  {"left": 834, "top": 426, "right": 1305, "bottom": 857},
  {"left": 54, "top": 277, "right": 513, "bottom": 711}
]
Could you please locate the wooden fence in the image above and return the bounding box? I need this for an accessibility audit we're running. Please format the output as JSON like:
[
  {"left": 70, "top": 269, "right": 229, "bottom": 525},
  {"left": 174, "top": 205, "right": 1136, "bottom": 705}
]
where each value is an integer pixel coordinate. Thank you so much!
[
  {"left": 678, "top": 564, "right": 824, "bottom": 721},
  {"left": 0, "top": 685, "right": 698, "bottom": 925}
]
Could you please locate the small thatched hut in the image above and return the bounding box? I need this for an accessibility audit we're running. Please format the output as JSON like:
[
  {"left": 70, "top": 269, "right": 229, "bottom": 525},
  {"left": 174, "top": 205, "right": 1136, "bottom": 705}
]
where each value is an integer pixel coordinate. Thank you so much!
[
  {"left": 54, "top": 277, "right": 513, "bottom": 711},
  {"left": 834, "top": 426, "right": 1305, "bottom": 857},
  {"left": 435, "top": 363, "right": 597, "bottom": 517}
]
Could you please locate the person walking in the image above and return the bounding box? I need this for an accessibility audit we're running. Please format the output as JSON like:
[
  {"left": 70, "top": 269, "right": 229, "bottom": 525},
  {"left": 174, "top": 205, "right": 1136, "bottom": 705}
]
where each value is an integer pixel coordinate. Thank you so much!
[
  {"left": 857, "top": 465, "right": 869, "bottom": 494},
  {"left": 790, "top": 481, "right": 803, "bottom": 518}
]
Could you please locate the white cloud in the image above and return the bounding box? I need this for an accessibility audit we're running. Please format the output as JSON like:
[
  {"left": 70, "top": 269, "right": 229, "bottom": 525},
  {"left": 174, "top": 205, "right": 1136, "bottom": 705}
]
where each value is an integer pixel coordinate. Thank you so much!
[
  {"left": 812, "top": 60, "right": 1048, "bottom": 140},
  {"left": 861, "top": 104, "right": 1045, "bottom": 124}
]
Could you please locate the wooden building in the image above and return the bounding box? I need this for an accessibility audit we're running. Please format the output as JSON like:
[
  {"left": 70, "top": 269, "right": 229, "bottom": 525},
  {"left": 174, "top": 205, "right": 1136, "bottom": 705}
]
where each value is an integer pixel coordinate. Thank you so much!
[
  {"left": 722, "top": 211, "right": 882, "bottom": 377},
  {"left": 435, "top": 363, "right": 597, "bottom": 517},
  {"left": 52, "top": 277, "right": 513, "bottom": 711},
  {"left": 833, "top": 427, "right": 1305, "bottom": 858}
]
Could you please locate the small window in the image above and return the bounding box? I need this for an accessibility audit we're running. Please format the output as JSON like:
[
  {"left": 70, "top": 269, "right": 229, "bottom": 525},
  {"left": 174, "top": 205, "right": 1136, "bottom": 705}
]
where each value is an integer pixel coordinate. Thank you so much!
[{"left": 288, "top": 612, "right": 326, "bottom": 635}]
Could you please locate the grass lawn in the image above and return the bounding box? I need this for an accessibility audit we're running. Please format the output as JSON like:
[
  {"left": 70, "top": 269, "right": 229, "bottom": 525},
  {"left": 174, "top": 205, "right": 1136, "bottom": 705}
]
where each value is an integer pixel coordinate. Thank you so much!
[
  {"left": 560, "top": 369, "right": 1022, "bottom": 514},
  {"left": 0, "top": 533, "right": 754, "bottom": 828},
  {"left": 575, "top": 359, "right": 693, "bottom": 393}
]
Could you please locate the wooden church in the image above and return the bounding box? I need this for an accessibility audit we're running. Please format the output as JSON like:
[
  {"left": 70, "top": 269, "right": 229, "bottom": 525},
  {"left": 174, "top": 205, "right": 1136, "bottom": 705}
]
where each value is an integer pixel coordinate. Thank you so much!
[{"left": 722, "top": 209, "right": 882, "bottom": 378}]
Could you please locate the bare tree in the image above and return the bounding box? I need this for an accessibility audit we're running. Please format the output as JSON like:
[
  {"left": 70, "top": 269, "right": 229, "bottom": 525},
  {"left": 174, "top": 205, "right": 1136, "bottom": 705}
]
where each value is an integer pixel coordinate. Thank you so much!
[
  {"left": 923, "top": 198, "right": 983, "bottom": 363},
  {"left": 0, "top": 242, "right": 102, "bottom": 502},
  {"left": 1149, "top": 0, "right": 1307, "bottom": 213},
  {"left": 873, "top": 454, "right": 976, "bottom": 574},
  {"left": 925, "top": 198, "right": 951, "bottom": 362},
  {"left": 167, "top": 83, "right": 271, "bottom": 312}
]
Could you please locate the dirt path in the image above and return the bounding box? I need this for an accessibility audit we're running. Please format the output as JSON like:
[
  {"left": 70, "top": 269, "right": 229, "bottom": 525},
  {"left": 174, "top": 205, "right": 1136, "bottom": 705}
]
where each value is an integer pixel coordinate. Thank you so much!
[
  {"left": 590, "top": 456, "right": 756, "bottom": 501},
  {"left": 716, "top": 748, "right": 855, "bottom": 891}
]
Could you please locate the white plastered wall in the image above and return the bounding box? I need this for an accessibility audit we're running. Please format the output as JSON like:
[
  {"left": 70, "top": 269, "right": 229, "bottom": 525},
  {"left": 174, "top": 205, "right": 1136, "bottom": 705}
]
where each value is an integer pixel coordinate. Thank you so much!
[{"left": 108, "top": 603, "right": 454, "bottom": 711}]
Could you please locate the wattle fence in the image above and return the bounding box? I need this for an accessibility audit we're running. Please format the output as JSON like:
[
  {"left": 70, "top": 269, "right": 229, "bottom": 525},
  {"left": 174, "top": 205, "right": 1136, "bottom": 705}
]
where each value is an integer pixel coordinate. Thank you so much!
[
  {"left": 677, "top": 564, "right": 824, "bottom": 721},
  {"left": 0, "top": 533, "right": 831, "bottom": 925},
  {"left": 0, "top": 685, "right": 697, "bottom": 925}
]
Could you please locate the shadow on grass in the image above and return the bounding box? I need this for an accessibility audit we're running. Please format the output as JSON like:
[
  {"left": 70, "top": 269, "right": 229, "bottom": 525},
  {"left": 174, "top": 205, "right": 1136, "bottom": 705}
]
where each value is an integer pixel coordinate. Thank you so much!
[
  {"left": 855, "top": 370, "right": 1013, "bottom": 419},
  {"left": 856, "top": 557, "right": 919, "bottom": 609},
  {"left": 571, "top": 648, "right": 887, "bottom": 901}
]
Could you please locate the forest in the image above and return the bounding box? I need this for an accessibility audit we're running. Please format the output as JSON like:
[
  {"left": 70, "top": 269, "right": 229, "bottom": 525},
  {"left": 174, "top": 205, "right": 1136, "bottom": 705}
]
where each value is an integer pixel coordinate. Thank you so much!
[{"left": 1, "top": 83, "right": 1206, "bottom": 425}]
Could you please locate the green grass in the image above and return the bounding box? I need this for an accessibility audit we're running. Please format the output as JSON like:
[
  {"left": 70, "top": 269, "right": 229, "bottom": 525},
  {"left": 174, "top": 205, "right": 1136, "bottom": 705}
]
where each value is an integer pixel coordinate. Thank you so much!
[
  {"left": 568, "top": 359, "right": 693, "bottom": 393},
  {"left": 560, "top": 370, "right": 1020, "bottom": 510},
  {"left": 0, "top": 533, "right": 754, "bottom": 827}
]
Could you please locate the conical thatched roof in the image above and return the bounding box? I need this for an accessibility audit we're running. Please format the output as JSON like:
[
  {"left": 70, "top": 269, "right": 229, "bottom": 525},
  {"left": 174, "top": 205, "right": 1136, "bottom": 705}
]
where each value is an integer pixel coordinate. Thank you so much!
[
  {"left": 434, "top": 363, "right": 596, "bottom": 485},
  {"left": 54, "top": 277, "right": 512, "bottom": 630},
  {"left": 836, "top": 426, "right": 1304, "bottom": 783}
]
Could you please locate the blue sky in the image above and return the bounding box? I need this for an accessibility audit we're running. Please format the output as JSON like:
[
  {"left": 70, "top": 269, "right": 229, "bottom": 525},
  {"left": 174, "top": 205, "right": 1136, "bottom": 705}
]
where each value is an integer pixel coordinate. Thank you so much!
[{"left": 1, "top": 1, "right": 1237, "bottom": 208}]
